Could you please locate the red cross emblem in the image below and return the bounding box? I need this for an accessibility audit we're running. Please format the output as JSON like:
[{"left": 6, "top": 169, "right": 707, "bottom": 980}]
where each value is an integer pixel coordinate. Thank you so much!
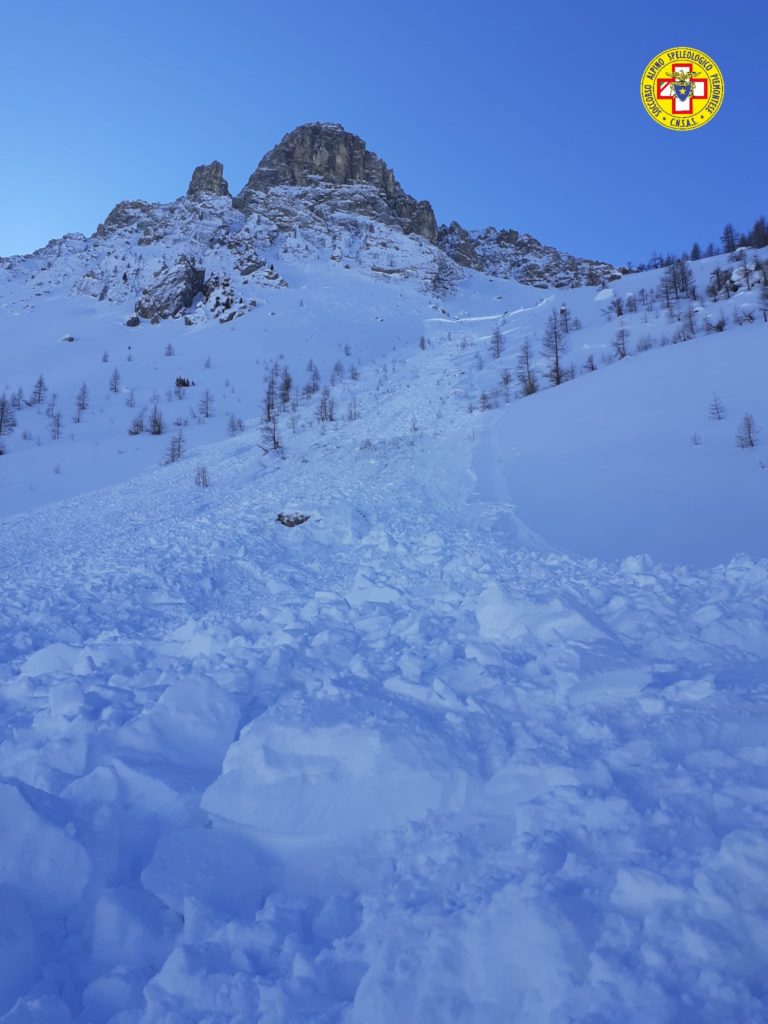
[{"left": 656, "top": 62, "right": 709, "bottom": 115}]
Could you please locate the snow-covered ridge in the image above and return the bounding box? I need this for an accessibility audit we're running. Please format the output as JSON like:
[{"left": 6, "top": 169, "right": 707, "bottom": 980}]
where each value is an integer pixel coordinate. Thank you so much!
[{"left": 0, "top": 122, "right": 619, "bottom": 328}]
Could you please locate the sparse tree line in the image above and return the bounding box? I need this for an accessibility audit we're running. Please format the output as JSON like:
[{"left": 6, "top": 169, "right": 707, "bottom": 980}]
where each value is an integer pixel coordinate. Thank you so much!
[
  {"left": 629, "top": 216, "right": 768, "bottom": 273},
  {"left": 258, "top": 353, "right": 361, "bottom": 455},
  {"left": 468, "top": 304, "right": 582, "bottom": 411},
  {"left": 463, "top": 246, "right": 766, "bottom": 414},
  {"left": 1, "top": 333, "right": 363, "bottom": 475}
]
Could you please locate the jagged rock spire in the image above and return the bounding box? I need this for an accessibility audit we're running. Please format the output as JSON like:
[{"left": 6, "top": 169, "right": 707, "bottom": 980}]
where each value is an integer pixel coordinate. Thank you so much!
[{"left": 187, "top": 161, "right": 230, "bottom": 198}]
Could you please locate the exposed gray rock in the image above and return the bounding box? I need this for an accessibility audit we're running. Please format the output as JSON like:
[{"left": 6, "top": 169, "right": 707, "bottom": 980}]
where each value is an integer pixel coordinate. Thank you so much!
[
  {"left": 135, "top": 256, "right": 204, "bottom": 320},
  {"left": 125, "top": 315, "right": 141, "bottom": 327},
  {"left": 187, "top": 161, "right": 230, "bottom": 198},
  {"left": 2, "top": 121, "right": 621, "bottom": 313},
  {"left": 235, "top": 123, "right": 438, "bottom": 242},
  {"left": 97, "top": 201, "right": 154, "bottom": 237},
  {"left": 438, "top": 221, "right": 477, "bottom": 269},
  {"left": 438, "top": 222, "right": 618, "bottom": 289}
]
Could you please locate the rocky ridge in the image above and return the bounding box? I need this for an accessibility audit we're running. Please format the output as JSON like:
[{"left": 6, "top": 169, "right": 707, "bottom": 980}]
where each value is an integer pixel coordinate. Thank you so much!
[{"left": 0, "top": 123, "right": 619, "bottom": 323}]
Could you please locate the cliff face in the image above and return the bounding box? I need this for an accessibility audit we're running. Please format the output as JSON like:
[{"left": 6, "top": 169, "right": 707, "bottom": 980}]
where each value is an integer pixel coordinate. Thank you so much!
[{"left": 234, "top": 123, "right": 438, "bottom": 243}]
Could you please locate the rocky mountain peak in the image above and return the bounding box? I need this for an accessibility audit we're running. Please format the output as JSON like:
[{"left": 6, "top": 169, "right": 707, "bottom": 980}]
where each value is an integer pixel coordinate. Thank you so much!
[
  {"left": 242, "top": 123, "right": 368, "bottom": 190},
  {"left": 187, "top": 160, "right": 230, "bottom": 198},
  {"left": 235, "top": 123, "right": 438, "bottom": 243}
]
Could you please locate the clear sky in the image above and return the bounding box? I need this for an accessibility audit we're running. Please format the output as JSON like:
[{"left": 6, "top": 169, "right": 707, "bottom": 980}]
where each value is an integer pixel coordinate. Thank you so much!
[{"left": 0, "top": 0, "right": 765, "bottom": 265}]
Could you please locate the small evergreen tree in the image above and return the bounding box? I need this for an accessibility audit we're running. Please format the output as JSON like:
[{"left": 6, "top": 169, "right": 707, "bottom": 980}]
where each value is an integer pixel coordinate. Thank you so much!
[
  {"left": 736, "top": 413, "right": 760, "bottom": 448},
  {"left": 29, "top": 374, "right": 47, "bottom": 406},
  {"left": 709, "top": 395, "right": 726, "bottom": 420}
]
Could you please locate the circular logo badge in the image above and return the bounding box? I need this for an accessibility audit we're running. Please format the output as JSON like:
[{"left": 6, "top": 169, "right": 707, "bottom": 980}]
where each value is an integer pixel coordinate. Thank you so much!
[{"left": 641, "top": 48, "right": 724, "bottom": 130}]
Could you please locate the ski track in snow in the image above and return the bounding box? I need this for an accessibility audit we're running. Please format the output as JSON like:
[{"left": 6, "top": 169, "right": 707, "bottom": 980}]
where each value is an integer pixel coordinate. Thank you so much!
[{"left": 1, "top": 269, "right": 768, "bottom": 1021}]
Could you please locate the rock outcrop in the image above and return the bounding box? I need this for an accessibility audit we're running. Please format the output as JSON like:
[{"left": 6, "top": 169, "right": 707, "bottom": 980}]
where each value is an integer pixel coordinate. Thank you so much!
[
  {"left": 437, "top": 222, "right": 619, "bottom": 289},
  {"left": 1, "top": 121, "right": 620, "bottom": 323},
  {"left": 234, "top": 123, "right": 438, "bottom": 243},
  {"left": 187, "top": 161, "right": 230, "bottom": 198},
  {"left": 135, "top": 256, "right": 205, "bottom": 320}
]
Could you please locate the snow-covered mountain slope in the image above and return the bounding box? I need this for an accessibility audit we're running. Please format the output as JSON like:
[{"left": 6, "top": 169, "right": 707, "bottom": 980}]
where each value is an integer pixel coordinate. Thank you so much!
[
  {"left": 1, "top": 135, "right": 768, "bottom": 1022},
  {"left": 1, "top": 307, "right": 767, "bottom": 1021},
  {"left": 0, "top": 123, "right": 618, "bottom": 334},
  {"left": 1, "top": 235, "right": 766, "bottom": 568}
]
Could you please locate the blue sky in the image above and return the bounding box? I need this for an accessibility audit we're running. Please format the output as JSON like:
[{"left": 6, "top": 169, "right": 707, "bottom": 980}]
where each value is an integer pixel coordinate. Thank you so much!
[{"left": 0, "top": 0, "right": 765, "bottom": 265}]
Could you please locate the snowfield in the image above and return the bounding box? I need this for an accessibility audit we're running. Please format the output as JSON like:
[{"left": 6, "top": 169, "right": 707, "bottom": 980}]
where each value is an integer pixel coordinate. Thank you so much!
[{"left": 1, "top": 235, "right": 768, "bottom": 1022}]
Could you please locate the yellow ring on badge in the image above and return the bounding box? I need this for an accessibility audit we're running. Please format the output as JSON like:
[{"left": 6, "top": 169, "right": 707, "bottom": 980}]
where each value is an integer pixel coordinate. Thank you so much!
[{"left": 641, "top": 48, "right": 724, "bottom": 131}]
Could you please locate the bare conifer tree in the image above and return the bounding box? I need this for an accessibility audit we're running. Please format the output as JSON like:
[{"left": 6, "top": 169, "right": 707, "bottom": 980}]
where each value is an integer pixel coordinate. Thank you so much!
[
  {"left": 74, "top": 382, "right": 89, "bottom": 423},
  {"left": 736, "top": 413, "right": 760, "bottom": 448},
  {"left": 709, "top": 395, "right": 727, "bottom": 421},
  {"left": 29, "top": 375, "right": 47, "bottom": 406},
  {"left": 148, "top": 404, "right": 164, "bottom": 435},
  {"left": 198, "top": 388, "right": 214, "bottom": 418},
  {"left": 583, "top": 354, "right": 597, "bottom": 373},
  {"left": 280, "top": 367, "right": 293, "bottom": 410},
  {"left": 0, "top": 394, "right": 17, "bottom": 438},
  {"left": 490, "top": 325, "right": 504, "bottom": 360},
  {"left": 517, "top": 339, "right": 539, "bottom": 396},
  {"left": 613, "top": 325, "right": 630, "bottom": 359},
  {"left": 317, "top": 387, "right": 335, "bottom": 423},
  {"left": 128, "top": 409, "right": 145, "bottom": 435},
  {"left": 165, "top": 430, "right": 184, "bottom": 464},
  {"left": 541, "top": 312, "right": 569, "bottom": 387}
]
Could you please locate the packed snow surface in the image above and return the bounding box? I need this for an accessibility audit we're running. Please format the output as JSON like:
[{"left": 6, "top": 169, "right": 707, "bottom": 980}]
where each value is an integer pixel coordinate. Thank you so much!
[{"left": 1, "top": 244, "right": 767, "bottom": 1022}]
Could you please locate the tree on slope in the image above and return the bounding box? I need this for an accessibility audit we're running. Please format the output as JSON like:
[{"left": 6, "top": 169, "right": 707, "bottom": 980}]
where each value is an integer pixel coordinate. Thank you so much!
[
  {"left": 736, "top": 413, "right": 760, "bottom": 449},
  {"left": 721, "top": 223, "right": 738, "bottom": 254},
  {"left": 516, "top": 339, "right": 539, "bottom": 397},
  {"left": 490, "top": 325, "right": 504, "bottom": 360},
  {"left": 541, "top": 312, "right": 569, "bottom": 387},
  {"left": 0, "top": 393, "right": 17, "bottom": 445}
]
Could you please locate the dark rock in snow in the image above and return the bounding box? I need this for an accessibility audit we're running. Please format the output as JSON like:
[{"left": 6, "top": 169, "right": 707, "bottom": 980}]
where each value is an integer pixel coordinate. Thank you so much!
[{"left": 276, "top": 513, "right": 310, "bottom": 528}]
